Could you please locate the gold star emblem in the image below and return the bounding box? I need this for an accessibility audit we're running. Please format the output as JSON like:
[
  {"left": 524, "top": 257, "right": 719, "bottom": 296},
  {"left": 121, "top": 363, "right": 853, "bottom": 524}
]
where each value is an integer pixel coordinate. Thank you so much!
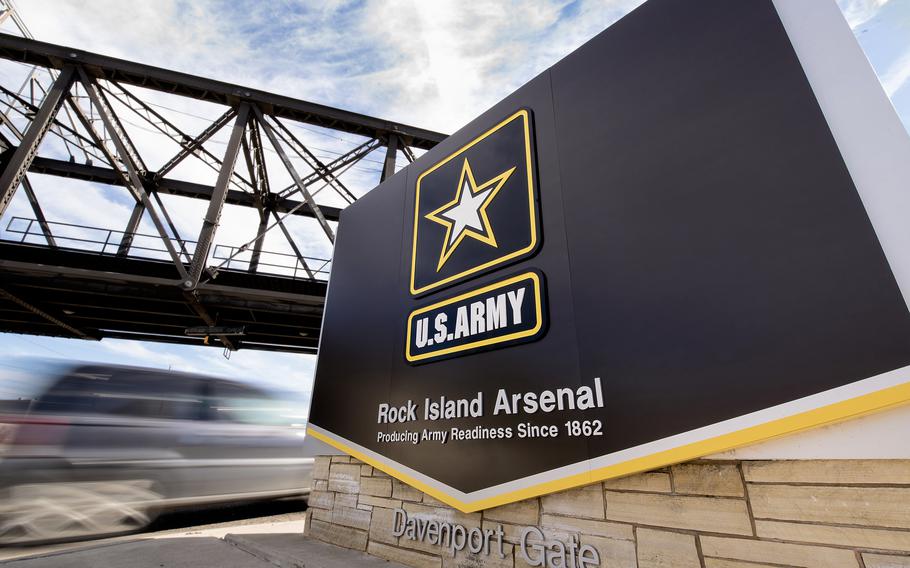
[{"left": 425, "top": 158, "right": 516, "bottom": 272}]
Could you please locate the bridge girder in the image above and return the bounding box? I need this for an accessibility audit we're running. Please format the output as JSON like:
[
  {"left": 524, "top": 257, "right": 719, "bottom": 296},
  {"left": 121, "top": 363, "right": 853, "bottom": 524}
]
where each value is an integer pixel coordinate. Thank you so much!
[{"left": 0, "top": 33, "right": 445, "bottom": 353}]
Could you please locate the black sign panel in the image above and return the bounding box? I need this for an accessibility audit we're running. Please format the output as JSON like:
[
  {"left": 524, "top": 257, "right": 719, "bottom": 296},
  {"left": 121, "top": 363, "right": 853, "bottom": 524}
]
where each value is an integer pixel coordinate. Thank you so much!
[
  {"left": 308, "top": 0, "right": 910, "bottom": 513},
  {"left": 406, "top": 270, "right": 547, "bottom": 364}
]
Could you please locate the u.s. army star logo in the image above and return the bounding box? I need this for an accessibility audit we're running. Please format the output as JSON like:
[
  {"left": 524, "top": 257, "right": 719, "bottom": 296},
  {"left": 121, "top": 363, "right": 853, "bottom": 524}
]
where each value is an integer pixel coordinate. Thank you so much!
[
  {"left": 410, "top": 109, "right": 540, "bottom": 296},
  {"left": 425, "top": 159, "right": 516, "bottom": 272}
]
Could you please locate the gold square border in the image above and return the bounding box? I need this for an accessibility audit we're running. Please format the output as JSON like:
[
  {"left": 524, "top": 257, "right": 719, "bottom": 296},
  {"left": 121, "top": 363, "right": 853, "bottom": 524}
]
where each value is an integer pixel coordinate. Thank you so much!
[{"left": 409, "top": 109, "right": 538, "bottom": 296}]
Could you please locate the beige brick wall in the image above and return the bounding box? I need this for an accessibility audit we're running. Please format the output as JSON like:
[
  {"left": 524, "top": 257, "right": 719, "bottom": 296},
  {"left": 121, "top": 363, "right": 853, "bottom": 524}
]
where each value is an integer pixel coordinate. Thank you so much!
[{"left": 305, "top": 457, "right": 910, "bottom": 567}]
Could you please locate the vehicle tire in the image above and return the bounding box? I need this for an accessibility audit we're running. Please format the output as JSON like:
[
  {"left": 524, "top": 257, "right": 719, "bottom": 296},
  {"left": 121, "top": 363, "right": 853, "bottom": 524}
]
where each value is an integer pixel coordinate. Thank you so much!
[{"left": 0, "top": 480, "right": 161, "bottom": 545}]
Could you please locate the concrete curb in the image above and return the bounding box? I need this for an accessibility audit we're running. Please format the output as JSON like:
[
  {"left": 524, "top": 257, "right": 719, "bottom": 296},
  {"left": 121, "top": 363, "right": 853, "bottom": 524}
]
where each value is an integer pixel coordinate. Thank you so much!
[{"left": 224, "top": 533, "right": 408, "bottom": 568}]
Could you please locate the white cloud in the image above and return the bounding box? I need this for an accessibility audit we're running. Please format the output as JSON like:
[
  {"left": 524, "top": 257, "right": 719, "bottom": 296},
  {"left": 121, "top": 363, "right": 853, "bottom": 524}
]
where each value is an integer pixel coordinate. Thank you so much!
[
  {"left": 837, "top": 0, "right": 891, "bottom": 28},
  {"left": 881, "top": 47, "right": 910, "bottom": 96}
]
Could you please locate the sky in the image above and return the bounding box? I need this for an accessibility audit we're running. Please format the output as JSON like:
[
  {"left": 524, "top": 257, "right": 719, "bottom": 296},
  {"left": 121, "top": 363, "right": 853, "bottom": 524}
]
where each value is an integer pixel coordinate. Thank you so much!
[{"left": 0, "top": 0, "right": 908, "bottom": 404}]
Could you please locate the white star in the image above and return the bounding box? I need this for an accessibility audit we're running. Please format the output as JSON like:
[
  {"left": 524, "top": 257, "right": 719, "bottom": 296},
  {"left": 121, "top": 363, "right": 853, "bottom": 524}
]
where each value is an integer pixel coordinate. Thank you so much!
[
  {"left": 440, "top": 177, "right": 495, "bottom": 246},
  {"left": 425, "top": 158, "right": 516, "bottom": 271}
]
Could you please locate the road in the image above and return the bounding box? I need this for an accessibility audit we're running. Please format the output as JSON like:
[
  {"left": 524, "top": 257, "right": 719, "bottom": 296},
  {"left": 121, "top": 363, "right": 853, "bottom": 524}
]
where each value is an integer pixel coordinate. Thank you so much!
[{"left": 0, "top": 498, "right": 309, "bottom": 562}]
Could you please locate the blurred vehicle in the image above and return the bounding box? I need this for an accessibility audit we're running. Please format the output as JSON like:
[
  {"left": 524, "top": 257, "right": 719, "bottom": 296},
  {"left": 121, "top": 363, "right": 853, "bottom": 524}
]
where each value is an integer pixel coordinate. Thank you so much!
[{"left": 0, "top": 360, "right": 314, "bottom": 544}]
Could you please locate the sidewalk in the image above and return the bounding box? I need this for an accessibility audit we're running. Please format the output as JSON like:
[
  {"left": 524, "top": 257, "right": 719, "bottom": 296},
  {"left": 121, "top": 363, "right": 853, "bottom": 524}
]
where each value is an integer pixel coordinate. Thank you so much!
[{"left": 0, "top": 522, "right": 405, "bottom": 568}]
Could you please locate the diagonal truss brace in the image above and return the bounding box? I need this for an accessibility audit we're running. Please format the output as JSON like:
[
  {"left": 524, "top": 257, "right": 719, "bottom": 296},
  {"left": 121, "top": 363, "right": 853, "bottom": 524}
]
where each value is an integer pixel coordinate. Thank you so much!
[
  {"left": 184, "top": 103, "right": 251, "bottom": 290},
  {"left": 254, "top": 107, "right": 335, "bottom": 243},
  {"left": 74, "top": 67, "right": 188, "bottom": 279},
  {"left": 0, "top": 65, "right": 75, "bottom": 218}
]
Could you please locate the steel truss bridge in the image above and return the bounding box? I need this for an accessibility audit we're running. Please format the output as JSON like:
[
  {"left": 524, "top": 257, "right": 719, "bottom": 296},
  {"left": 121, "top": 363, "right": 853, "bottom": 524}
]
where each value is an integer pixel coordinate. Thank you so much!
[{"left": 0, "top": 32, "right": 445, "bottom": 354}]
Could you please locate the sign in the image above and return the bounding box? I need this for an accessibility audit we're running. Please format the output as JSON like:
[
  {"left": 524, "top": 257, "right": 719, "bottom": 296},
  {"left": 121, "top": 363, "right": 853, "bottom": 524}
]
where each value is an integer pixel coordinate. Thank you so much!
[{"left": 308, "top": 0, "right": 910, "bottom": 513}]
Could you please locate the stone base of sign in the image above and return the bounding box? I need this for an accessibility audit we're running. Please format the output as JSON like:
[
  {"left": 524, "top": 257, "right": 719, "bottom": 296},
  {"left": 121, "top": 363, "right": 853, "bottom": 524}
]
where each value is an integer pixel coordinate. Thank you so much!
[{"left": 304, "top": 456, "right": 910, "bottom": 568}]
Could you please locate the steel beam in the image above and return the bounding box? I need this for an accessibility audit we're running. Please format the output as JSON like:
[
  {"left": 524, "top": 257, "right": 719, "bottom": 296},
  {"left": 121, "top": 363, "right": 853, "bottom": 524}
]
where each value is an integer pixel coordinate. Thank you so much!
[
  {"left": 0, "top": 286, "right": 95, "bottom": 340},
  {"left": 270, "top": 117, "right": 357, "bottom": 204},
  {"left": 155, "top": 107, "right": 237, "bottom": 179},
  {"left": 150, "top": 191, "right": 192, "bottom": 263},
  {"left": 185, "top": 103, "right": 250, "bottom": 290},
  {"left": 24, "top": 155, "right": 343, "bottom": 221},
  {"left": 271, "top": 209, "right": 316, "bottom": 280},
  {"left": 76, "top": 67, "right": 189, "bottom": 279},
  {"left": 276, "top": 138, "right": 380, "bottom": 197},
  {"left": 0, "top": 33, "right": 447, "bottom": 149},
  {"left": 117, "top": 201, "right": 145, "bottom": 256},
  {"left": 255, "top": 108, "right": 334, "bottom": 243},
  {"left": 20, "top": 177, "right": 55, "bottom": 246},
  {"left": 249, "top": 209, "right": 268, "bottom": 273},
  {"left": 381, "top": 134, "right": 399, "bottom": 182},
  {"left": 0, "top": 65, "right": 74, "bottom": 218},
  {"left": 401, "top": 143, "right": 417, "bottom": 164}
]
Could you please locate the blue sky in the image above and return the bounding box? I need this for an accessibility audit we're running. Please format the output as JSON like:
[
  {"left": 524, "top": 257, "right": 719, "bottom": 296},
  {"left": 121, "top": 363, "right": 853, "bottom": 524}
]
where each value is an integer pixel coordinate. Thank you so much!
[{"left": 1, "top": 0, "right": 908, "bottom": 400}]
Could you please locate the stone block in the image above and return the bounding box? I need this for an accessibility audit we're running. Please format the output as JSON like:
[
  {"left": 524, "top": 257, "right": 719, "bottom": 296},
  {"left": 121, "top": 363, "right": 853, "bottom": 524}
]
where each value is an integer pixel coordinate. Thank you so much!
[
  {"left": 335, "top": 492, "right": 357, "bottom": 508},
  {"left": 314, "top": 479, "right": 328, "bottom": 490},
  {"left": 484, "top": 499, "right": 539, "bottom": 525},
  {"left": 370, "top": 504, "right": 400, "bottom": 545},
  {"left": 743, "top": 460, "right": 910, "bottom": 485},
  {"left": 636, "top": 528, "right": 700, "bottom": 568},
  {"left": 368, "top": 541, "right": 442, "bottom": 568},
  {"left": 748, "top": 484, "right": 910, "bottom": 529},
  {"left": 307, "top": 518, "right": 368, "bottom": 551},
  {"left": 540, "top": 513, "right": 633, "bottom": 541},
  {"left": 311, "top": 507, "right": 333, "bottom": 523},
  {"left": 582, "top": 535, "right": 637, "bottom": 568},
  {"left": 424, "top": 493, "right": 448, "bottom": 507},
  {"left": 604, "top": 491, "right": 752, "bottom": 535},
  {"left": 604, "top": 472, "right": 672, "bottom": 493},
  {"left": 704, "top": 560, "right": 780, "bottom": 568},
  {"left": 541, "top": 485, "right": 605, "bottom": 519},
  {"left": 671, "top": 463, "right": 744, "bottom": 497},
  {"left": 700, "top": 535, "right": 859, "bottom": 567},
  {"left": 331, "top": 455, "right": 353, "bottom": 463},
  {"left": 863, "top": 553, "right": 910, "bottom": 568},
  {"left": 444, "top": 543, "right": 515, "bottom": 568},
  {"left": 361, "top": 464, "right": 374, "bottom": 476},
  {"left": 308, "top": 490, "right": 334, "bottom": 510},
  {"left": 313, "top": 456, "right": 331, "bottom": 480},
  {"left": 360, "top": 494, "right": 403, "bottom": 509},
  {"left": 361, "top": 476, "right": 393, "bottom": 497},
  {"left": 394, "top": 478, "right": 425, "bottom": 502},
  {"left": 328, "top": 463, "right": 361, "bottom": 493},
  {"left": 755, "top": 519, "right": 910, "bottom": 552},
  {"left": 333, "top": 505, "right": 372, "bottom": 531}
]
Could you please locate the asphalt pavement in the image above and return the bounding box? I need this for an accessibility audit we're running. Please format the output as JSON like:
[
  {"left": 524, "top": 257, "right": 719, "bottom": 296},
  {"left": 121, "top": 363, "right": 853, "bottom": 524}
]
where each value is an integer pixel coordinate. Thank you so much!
[{"left": 0, "top": 499, "right": 308, "bottom": 563}]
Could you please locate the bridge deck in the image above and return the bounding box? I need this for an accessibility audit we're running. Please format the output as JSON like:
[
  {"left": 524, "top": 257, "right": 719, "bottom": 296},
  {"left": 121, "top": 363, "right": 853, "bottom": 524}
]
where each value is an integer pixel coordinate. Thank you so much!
[{"left": 0, "top": 242, "right": 325, "bottom": 353}]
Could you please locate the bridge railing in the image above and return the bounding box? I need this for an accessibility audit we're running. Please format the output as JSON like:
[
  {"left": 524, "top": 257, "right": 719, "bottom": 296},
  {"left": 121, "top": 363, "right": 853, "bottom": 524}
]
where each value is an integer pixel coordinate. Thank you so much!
[
  {"left": 212, "top": 245, "right": 331, "bottom": 281},
  {"left": 3, "top": 217, "right": 329, "bottom": 281}
]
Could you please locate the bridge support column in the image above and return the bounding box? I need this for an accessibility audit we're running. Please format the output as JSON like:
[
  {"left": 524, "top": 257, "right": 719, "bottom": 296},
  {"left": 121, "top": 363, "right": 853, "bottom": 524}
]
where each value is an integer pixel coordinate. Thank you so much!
[{"left": 380, "top": 134, "right": 399, "bottom": 182}]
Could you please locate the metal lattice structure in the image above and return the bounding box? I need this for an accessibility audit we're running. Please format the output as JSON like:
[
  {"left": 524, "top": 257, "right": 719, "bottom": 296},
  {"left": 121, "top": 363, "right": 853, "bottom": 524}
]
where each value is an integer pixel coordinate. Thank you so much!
[{"left": 0, "top": 30, "right": 445, "bottom": 354}]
